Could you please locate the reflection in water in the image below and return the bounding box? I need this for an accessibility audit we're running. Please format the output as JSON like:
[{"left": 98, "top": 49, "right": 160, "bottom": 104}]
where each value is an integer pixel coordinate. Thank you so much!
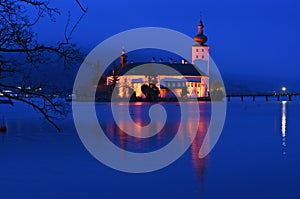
[
  {"left": 281, "top": 101, "right": 287, "bottom": 155},
  {"left": 0, "top": 132, "right": 6, "bottom": 143},
  {"left": 190, "top": 115, "right": 210, "bottom": 183},
  {"left": 100, "top": 103, "right": 180, "bottom": 153},
  {"left": 99, "top": 102, "right": 211, "bottom": 182},
  {"left": 0, "top": 120, "right": 7, "bottom": 143}
]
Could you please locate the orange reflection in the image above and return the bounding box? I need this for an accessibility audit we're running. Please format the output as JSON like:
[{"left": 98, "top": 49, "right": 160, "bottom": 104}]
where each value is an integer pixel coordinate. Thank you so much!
[
  {"left": 103, "top": 102, "right": 211, "bottom": 182},
  {"left": 190, "top": 112, "right": 210, "bottom": 183}
]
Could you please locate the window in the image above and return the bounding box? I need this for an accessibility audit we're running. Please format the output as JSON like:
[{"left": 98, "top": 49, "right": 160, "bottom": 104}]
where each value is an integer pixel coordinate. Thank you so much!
[
  {"left": 202, "top": 49, "right": 204, "bottom": 52},
  {"left": 202, "top": 55, "right": 205, "bottom": 59},
  {"left": 196, "top": 55, "right": 199, "bottom": 59},
  {"left": 196, "top": 49, "right": 199, "bottom": 52}
]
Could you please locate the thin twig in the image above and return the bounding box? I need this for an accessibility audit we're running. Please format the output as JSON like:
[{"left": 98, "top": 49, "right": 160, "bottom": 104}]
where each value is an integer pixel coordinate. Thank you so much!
[{"left": 75, "top": 0, "right": 87, "bottom": 13}]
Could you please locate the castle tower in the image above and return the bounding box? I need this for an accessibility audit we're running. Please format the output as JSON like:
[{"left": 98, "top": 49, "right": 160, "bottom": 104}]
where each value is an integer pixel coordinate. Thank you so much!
[
  {"left": 120, "top": 48, "right": 128, "bottom": 67},
  {"left": 192, "top": 17, "right": 210, "bottom": 97},
  {"left": 192, "top": 17, "right": 210, "bottom": 76}
]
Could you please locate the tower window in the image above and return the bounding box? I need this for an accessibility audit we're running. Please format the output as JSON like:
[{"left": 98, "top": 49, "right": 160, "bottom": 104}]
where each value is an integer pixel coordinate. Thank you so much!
[
  {"left": 196, "top": 55, "right": 199, "bottom": 59},
  {"left": 196, "top": 49, "right": 199, "bottom": 52},
  {"left": 202, "top": 55, "right": 205, "bottom": 59}
]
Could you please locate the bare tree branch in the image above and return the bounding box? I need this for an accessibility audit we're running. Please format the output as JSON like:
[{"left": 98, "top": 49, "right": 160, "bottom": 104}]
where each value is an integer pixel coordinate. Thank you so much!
[
  {"left": 1, "top": 91, "right": 62, "bottom": 132},
  {"left": 75, "top": 0, "right": 88, "bottom": 13},
  {"left": 0, "top": 0, "right": 87, "bottom": 131}
]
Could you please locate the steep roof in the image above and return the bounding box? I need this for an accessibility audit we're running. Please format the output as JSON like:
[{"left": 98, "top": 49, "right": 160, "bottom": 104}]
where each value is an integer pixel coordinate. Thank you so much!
[{"left": 114, "top": 62, "right": 207, "bottom": 76}]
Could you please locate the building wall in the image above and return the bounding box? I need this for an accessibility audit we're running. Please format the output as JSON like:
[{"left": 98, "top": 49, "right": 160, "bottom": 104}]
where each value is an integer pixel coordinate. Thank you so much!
[
  {"left": 192, "top": 45, "right": 210, "bottom": 63},
  {"left": 118, "top": 75, "right": 145, "bottom": 98},
  {"left": 107, "top": 75, "right": 208, "bottom": 99},
  {"left": 192, "top": 45, "right": 210, "bottom": 96}
]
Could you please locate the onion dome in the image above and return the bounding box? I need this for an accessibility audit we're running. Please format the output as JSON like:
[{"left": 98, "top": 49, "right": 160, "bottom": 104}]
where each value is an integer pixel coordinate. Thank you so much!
[{"left": 194, "top": 18, "right": 208, "bottom": 45}]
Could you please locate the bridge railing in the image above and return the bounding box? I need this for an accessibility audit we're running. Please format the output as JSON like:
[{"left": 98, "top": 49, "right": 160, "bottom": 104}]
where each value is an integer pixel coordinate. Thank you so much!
[{"left": 225, "top": 93, "right": 300, "bottom": 102}]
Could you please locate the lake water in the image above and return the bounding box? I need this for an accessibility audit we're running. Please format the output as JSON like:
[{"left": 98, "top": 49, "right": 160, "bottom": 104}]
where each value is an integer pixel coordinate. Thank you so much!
[{"left": 0, "top": 101, "right": 300, "bottom": 199}]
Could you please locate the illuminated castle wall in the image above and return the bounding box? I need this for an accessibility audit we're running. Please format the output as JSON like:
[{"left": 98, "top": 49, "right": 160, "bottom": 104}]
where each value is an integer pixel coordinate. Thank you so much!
[{"left": 106, "top": 18, "right": 210, "bottom": 99}]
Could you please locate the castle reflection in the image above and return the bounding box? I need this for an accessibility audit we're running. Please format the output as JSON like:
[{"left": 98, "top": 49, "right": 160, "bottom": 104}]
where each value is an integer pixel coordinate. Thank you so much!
[{"left": 99, "top": 102, "right": 211, "bottom": 181}]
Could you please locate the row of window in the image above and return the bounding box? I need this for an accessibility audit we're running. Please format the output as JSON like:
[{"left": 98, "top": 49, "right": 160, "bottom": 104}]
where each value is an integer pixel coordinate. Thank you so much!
[
  {"left": 196, "top": 55, "right": 205, "bottom": 59},
  {"left": 165, "top": 82, "right": 184, "bottom": 88},
  {"left": 187, "top": 82, "right": 201, "bottom": 87},
  {"left": 130, "top": 81, "right": 202, "bottom": 88},
  {"left": 196, "top": 49, "right": 205, "bottom": 52},
  {"left": 164, "top": 82, "right": 202, "bottom": 88}
]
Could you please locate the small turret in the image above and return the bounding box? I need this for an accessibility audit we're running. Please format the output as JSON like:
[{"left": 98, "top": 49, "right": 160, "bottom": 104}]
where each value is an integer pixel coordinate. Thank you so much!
[{"left": 120, "top": 48, "right": 128, "bottom": 67}]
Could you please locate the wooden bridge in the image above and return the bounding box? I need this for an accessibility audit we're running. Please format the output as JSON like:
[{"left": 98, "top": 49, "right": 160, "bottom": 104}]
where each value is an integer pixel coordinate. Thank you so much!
[{"left": 226, "top": 93, "right": 300, "bottom": 102}]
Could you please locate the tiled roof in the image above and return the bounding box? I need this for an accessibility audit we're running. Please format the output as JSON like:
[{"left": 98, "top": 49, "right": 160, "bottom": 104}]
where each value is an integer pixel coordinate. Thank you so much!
[{"left": 114, "top": 62, "right": 207, "bottom": 76}]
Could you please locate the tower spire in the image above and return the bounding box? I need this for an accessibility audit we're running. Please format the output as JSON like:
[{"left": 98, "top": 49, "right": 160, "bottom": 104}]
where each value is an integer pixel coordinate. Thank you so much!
[{"left": 194, "top": 16, "right": 208, "bottom": 45}]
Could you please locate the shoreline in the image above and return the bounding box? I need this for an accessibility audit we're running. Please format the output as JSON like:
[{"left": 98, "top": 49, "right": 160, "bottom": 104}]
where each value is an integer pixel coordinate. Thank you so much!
[{"left": 66, "top": 97, "right": 212, "bottom": 102}]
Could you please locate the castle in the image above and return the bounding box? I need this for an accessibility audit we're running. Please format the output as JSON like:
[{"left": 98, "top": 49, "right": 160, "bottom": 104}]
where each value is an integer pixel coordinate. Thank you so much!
[{"left": 106, "top": 18, "right": 210, "bottom": 99}]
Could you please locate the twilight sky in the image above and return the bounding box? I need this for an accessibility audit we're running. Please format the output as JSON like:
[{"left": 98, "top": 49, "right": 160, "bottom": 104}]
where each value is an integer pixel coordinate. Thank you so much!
[{"left": 35, "top": 0, "right": 300, "bottom": 92}]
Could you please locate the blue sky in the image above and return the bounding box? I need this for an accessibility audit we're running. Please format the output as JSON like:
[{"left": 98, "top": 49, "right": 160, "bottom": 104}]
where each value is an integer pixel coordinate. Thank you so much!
[{"left": 37, "top": 0, "right": 300, "bottom": 92}]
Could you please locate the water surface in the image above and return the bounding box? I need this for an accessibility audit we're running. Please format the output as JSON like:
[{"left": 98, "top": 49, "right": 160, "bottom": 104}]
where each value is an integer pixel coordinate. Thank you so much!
[{"left": 0, "top": 101, "right": 299, "bottom": 199}]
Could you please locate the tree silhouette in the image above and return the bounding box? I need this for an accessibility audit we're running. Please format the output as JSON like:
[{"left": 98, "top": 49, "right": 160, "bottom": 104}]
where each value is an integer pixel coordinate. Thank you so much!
[
  {"left": 109, "top": 62, "right": 120, "bottom": 90},
  {"left": 210, "top": 81, "right": 226, "bottom": 101},
  {"left": 141, "top": 84, "right": 150, "bottom": 97},
  {"left": 0, "top": 0, "right": 87, "bottom": 131},
  {"left": 141, "top": 83, "right": 160, "bottom": 101},
  {"left": 181, "top": 86, "right": 188, "bottom": 98}
]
